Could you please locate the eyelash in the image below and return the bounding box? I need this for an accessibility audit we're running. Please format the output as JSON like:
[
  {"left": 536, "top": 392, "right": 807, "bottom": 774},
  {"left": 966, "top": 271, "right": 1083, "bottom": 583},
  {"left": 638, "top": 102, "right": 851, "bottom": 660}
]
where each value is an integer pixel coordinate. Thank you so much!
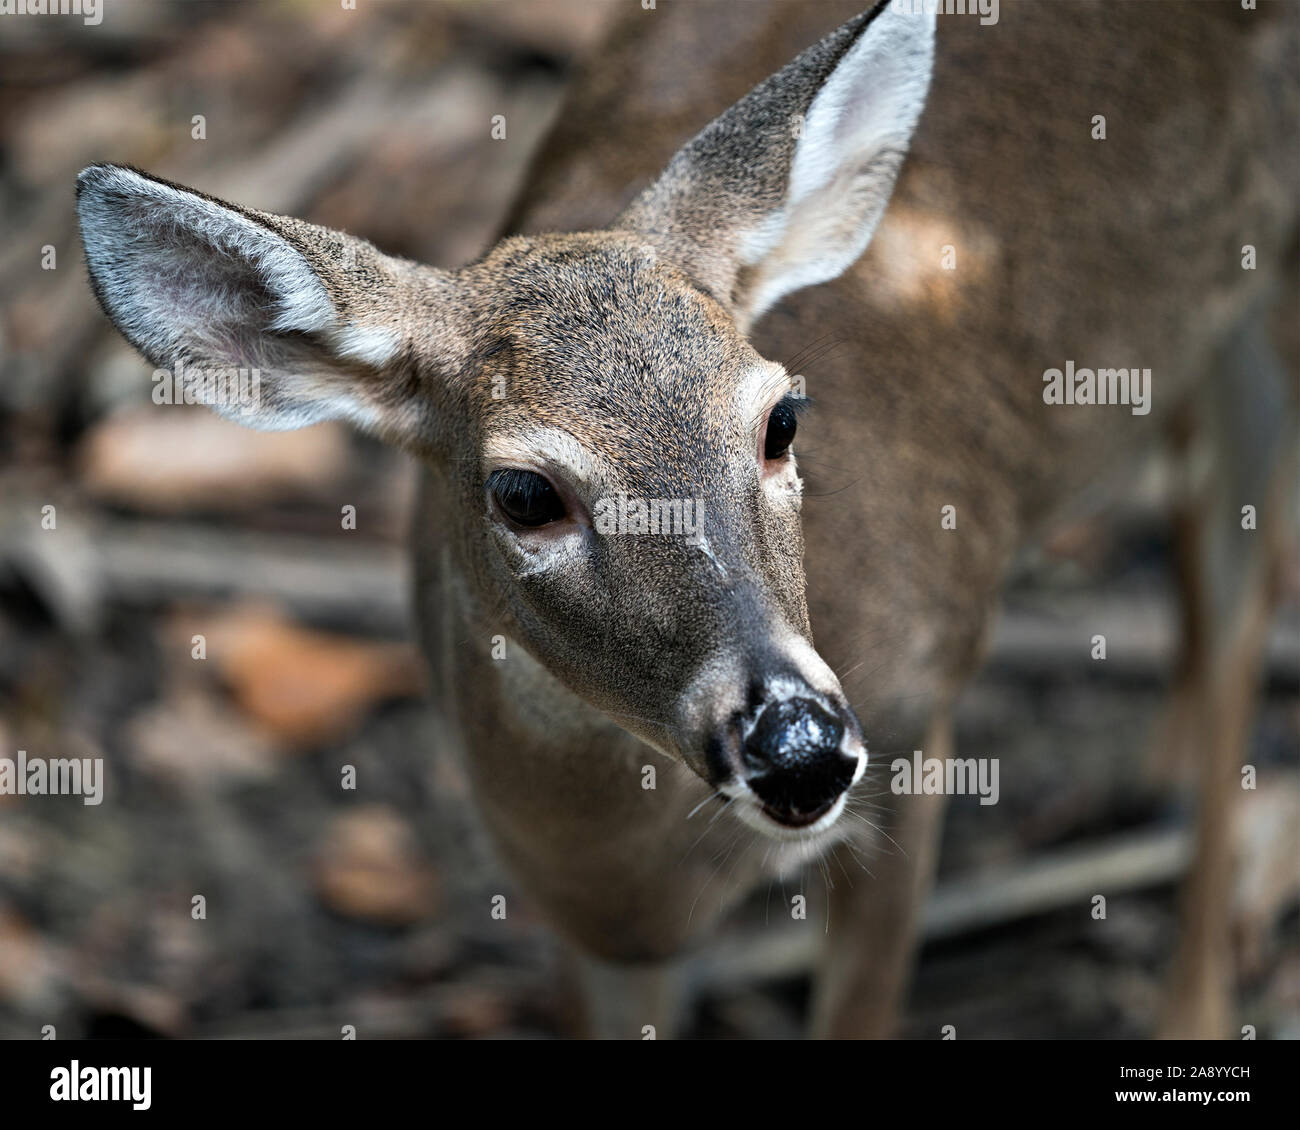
[{"left": 489, "top": 468, "right": 552, "bottom": 510}]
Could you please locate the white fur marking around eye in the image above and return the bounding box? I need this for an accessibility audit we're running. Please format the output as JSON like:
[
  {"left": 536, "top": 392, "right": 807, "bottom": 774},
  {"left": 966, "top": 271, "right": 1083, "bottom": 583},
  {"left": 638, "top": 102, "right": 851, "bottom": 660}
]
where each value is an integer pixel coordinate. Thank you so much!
[
  {"left": 484, "top": 427, "right": 603, "bottom": 486},
  {"left": 736, "top": 361, "right": 791, "bottom": 425},
  {"left": 510, "top": 535, "right": 585, "bottom": 578}
]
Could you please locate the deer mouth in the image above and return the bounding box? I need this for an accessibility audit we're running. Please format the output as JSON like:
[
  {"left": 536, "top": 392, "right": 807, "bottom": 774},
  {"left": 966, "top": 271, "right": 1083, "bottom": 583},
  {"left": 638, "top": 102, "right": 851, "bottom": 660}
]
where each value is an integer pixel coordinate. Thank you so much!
[
  {"left": 720, "top": 784, "right": 854, "bottom": 842},
  {"left": 760, "top": 798, "right": 837, "bottom": 828}
]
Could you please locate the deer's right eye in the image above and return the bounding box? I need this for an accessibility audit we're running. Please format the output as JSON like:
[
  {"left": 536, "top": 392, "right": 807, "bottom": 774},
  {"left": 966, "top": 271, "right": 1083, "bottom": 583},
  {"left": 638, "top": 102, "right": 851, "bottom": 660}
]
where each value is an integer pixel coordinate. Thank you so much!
[
  {"left": 763, "top": 397, "right": 799, "bottom": 460},
  {"left": 489, "top": 468, "right": 567, "bottom": 528}
]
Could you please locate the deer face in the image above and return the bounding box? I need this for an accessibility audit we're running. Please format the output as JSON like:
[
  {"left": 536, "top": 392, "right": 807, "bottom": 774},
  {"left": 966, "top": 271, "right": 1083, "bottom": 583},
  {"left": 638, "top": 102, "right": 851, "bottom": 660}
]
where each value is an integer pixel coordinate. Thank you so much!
[{"left": 444, "top": 232, "right": 865, "bottom": 833}]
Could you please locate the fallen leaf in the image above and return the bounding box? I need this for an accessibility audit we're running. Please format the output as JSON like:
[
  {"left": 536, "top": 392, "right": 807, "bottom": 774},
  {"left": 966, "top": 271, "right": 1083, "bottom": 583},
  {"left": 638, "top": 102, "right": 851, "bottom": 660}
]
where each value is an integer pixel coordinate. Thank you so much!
[{"left": 313, "top": 805, "right": 438, "bottom": 925}]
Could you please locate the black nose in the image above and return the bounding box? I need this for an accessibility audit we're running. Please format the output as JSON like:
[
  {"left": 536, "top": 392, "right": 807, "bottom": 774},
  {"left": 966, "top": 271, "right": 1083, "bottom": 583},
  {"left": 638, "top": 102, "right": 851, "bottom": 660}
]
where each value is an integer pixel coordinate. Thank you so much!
[{"left": 741, "top": 697, "right": 855, "bottom": 818}]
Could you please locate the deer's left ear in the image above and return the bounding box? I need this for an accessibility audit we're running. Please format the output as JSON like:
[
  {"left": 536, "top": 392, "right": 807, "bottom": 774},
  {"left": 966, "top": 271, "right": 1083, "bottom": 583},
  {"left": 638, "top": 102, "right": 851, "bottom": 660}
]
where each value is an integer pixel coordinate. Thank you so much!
[
  {"left": 77, "top": 164, "right": 470, "bottom": 454},
  {"left": 616, "top": 2, "right": 936, "bottom": 331}
]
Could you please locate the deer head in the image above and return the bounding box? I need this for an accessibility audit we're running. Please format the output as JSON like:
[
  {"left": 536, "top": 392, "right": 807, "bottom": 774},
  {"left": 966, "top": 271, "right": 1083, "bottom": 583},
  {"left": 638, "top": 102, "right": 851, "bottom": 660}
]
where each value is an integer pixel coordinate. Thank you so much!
[{"left": 78, "top": 2, "right": 935, "bottom": 839}]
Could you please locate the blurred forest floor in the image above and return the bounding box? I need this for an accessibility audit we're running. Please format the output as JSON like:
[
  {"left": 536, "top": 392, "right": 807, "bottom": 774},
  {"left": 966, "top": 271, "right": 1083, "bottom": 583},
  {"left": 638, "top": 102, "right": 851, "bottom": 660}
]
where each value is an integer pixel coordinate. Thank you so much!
[{"left": 0, "top": 0, "right": 1297, "bottom": 1039}]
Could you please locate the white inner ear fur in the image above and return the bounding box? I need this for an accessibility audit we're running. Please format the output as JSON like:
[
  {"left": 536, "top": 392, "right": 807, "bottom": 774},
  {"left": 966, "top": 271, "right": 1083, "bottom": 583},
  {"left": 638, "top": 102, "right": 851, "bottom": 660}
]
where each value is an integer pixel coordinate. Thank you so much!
[
  {"left": 739, "top": 6, "right": 936, "bottom": 322},
  {"left": 79, "top": 165, "right": 406, "bottom": 431},
  {"left": 327, "top": 323, "right": 402, "bottom": 367},
  {"left": 79, "top": 167, "right": 337, "bottom": 357}
]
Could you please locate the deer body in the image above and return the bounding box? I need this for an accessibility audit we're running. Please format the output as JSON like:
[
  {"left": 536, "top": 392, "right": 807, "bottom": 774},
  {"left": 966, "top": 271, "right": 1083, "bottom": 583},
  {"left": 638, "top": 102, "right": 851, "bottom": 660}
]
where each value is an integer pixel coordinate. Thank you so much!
[{"left": 78, "top": 0, "right": 1299, "bottom": 1037}]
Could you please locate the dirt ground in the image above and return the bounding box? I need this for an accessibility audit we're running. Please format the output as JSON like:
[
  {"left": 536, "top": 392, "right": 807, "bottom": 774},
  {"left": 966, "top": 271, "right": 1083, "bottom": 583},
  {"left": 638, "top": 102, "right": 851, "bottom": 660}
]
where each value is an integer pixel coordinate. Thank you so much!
[{"left": 0, "top": 0, "right": 1296, "bottom": 1039}]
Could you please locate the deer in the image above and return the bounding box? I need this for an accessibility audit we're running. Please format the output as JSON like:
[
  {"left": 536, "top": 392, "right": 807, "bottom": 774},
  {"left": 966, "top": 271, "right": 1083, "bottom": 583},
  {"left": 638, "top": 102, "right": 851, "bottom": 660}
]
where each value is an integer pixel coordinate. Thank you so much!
[{"left": 76, "top": 0, "right": 1298, "bottom": 1038}]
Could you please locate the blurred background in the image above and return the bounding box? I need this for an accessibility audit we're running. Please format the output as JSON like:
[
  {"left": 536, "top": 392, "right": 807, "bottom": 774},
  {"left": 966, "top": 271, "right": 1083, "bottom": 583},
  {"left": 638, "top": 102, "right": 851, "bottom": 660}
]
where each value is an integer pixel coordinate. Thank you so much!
[{"left": 0, "top": 0, "right": 1296, "bottom": 1039}]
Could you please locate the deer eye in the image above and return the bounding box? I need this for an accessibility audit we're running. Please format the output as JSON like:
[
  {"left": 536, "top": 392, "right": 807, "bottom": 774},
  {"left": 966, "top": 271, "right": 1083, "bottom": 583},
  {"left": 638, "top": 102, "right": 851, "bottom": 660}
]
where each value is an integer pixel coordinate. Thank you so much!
[
  {"left": 764, "top": 398, "right": 799, "bottom": 460},
  {"left": 489, "top": 468, "right": 567, "bottom": 527}
]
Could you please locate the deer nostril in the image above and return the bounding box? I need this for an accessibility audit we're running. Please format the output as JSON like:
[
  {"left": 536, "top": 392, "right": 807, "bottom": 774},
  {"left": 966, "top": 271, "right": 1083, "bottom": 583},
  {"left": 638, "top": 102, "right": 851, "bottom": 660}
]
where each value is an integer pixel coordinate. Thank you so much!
[{"left": 741, "top": 697, "right": 854, "bottom": 815}]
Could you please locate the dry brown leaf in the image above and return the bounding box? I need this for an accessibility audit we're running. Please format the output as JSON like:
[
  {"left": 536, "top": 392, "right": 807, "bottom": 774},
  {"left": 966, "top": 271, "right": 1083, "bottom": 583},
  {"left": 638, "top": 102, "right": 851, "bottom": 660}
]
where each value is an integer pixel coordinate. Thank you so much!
[
  {"left": 203, "top": 605, "right": 423, "bottom": 750},
  {"left": 313, "top": 805, "right": 438, "bottom": 926}
]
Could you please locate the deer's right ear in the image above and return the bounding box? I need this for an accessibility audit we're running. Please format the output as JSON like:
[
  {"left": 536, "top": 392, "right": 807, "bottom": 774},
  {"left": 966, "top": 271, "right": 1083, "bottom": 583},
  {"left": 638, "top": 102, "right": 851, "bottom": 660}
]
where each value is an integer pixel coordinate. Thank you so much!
[
  {"left": 617, "top": 2, "right": 936, "bottom": 332},
  {"left": 77, "top": 164, "right": 469, "bottom": 454}
]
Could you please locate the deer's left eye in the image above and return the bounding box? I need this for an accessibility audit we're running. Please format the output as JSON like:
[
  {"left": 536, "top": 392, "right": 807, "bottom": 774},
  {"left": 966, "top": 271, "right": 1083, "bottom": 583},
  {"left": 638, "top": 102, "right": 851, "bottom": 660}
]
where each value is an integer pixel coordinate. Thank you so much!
[
  {"left": 764, "top": 398, "right": 799, "bottom": 460},
  {"left": 489, "top": 468, "right": 566, "bottom": 527}
]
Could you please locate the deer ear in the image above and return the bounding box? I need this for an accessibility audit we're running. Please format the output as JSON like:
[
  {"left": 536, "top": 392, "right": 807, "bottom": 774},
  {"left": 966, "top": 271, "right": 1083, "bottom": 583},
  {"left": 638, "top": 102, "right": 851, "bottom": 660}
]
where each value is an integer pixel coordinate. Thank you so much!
[
  {"left": 616, "top": 3, "right": 935, "bottom": 331},
  {"left": 77, "top": 164, "right": 467, "bottom": 452}
]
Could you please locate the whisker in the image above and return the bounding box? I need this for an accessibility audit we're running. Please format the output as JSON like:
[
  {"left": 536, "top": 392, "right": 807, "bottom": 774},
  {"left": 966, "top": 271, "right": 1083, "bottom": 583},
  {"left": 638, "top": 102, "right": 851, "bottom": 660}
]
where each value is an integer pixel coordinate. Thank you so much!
[{"left": 686, "top": 792, "right": 718, "bottom": 821}]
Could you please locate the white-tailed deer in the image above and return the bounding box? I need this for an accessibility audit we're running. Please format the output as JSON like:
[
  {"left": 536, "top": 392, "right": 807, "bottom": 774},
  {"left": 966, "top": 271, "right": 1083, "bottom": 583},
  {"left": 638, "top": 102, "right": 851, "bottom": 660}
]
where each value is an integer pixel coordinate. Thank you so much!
[{"left": 77, "top": 0, "right": 1298, "bottom": 1038}]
